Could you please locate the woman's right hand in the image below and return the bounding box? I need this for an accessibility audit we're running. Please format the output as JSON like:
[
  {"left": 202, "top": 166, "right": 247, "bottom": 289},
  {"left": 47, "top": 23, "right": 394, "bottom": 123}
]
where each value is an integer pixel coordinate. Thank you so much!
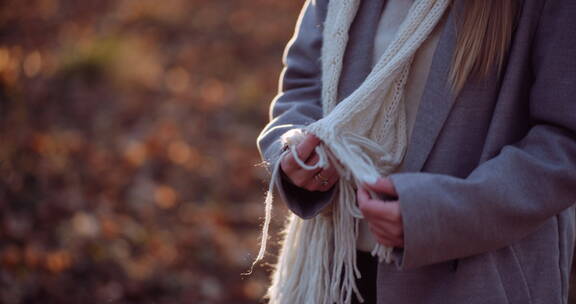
[{"left": 280, "top": 134, "right": 340, "bottom": 192}]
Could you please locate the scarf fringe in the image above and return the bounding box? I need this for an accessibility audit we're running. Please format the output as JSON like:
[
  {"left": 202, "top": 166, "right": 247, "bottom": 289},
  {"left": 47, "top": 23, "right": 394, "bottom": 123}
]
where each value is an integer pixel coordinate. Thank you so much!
[{"left": 256, "top": 130, "right": 392, "bottom": 304}]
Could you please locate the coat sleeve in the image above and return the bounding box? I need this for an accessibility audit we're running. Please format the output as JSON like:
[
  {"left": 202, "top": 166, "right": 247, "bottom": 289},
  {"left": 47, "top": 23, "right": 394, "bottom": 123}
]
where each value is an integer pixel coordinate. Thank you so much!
[
  {"left": 256, "top": 0, "right": 335, "bottom": 219},
  {"left": 389, "top": 0, "right": 576, "bottom": 270}
]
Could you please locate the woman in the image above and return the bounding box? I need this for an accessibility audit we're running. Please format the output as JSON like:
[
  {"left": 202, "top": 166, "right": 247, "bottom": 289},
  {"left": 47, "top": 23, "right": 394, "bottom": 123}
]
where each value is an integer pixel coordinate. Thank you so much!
[{"left": 256, "top": 0, "right": 576, "bottom": 303}]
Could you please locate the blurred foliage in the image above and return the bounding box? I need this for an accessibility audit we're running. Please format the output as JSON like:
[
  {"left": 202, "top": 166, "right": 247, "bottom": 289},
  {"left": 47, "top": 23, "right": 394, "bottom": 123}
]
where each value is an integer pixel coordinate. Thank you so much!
[{"left": 0, "top": 0, "right": 302, "bottom": 303}]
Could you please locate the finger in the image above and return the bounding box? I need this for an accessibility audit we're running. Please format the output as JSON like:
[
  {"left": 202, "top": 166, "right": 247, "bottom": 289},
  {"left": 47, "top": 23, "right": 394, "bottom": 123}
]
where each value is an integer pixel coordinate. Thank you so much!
[
  {"left": 357, "top": 187, "right": 371, "bottom": 205},
  {"left": 281, "top": 147, "right": 321, "bottom": 177},
  {"left": 375, "top": 235, "right": 398, "bottom": 248},
  {"left": 290, "top": 168, "right": 322, "bottom": 188},
  {"left": 305, "top": 167, "right": 337, "bottom": 192},
  {"left": 305, "top": 151, "right": 320, "bottom": 166},
  {"left": 363, "top": 203, "right": 402, "bottom": 223},
  {"left": 304, "top": 177, "right": 323, "bottom": 192},
  {"left": 280, "top": 151, "right": 297, "bottom": 174},
  {"left": 370, "top": 226, "right": 400, "bottom": 244},
  {"left": 315, "top": 164, "right": 338, "bottom": 182},
  {"left": 300, "top": 156, "right": 332, "bottom": 191},
  {"left": 311, "top": 167, "right": 339, "bottom": 192},
  {"left": 370, "top": 225, "right": 404, "bottom": 247},
  {"left": 368, "top": 221, "right": 404, "bottom": 241},
  {"left": 315, "top": 173, "right": 339, "bottom": 192},
  {"left": 358, "top": 196, "right": 402, "bottom": 223},
  {"left": 299, "top": 154, "right": 323, "bottom": 180},
  {"left": 325, "top": 174, "right": 339, "bottom": 189},
  {"left": 306, "top": 177, "right": 328, "bottom": 191},
  {"left": 358, "top": 199, "right": 381, "bottom": 219},
  {"left": 296, "top": 134, "right": 321, "bottom": 162},
  {"left": 321, "top": 163, "right": 339, "bottom": 180},
  {"left": 363, "top": 177, "right": 398, "bottom": 198},
  {"left": 309, "top": 170, "right": 333, "bottom": 191},
  {"left": 357, "top": 187, "right": 386, "bottom": 217}
]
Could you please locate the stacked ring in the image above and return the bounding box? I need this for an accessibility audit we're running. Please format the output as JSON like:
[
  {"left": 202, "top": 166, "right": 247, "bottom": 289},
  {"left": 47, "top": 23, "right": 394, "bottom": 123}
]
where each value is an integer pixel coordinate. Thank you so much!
[{"left": 314, "top": 173, "right": 330, "bottom": 187}]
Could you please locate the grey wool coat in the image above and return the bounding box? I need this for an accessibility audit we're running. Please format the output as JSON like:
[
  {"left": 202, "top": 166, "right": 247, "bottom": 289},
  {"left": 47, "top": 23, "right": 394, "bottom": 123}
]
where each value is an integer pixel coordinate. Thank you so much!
[{"left": 256, "top": 0, "right": 576, "bottom": 303}]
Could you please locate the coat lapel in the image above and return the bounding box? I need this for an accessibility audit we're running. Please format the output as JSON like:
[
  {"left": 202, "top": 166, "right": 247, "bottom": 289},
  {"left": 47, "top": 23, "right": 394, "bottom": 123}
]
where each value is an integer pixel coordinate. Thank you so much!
[{"left": 400, "top": 3, "right": 459, "bottom": 173}]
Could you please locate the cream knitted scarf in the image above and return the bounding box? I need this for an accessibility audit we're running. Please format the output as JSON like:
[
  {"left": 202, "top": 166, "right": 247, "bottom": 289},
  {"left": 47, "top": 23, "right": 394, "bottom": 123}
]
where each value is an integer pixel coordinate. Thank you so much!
[{"left": 254, "top": 0, "right": 450, "bottom": 303}]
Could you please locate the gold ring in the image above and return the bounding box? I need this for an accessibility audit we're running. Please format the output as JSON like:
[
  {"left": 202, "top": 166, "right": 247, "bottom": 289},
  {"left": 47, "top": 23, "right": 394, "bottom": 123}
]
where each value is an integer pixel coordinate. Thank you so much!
[{"left": 315, "top": 173, "right": 329, "bottom": 186}]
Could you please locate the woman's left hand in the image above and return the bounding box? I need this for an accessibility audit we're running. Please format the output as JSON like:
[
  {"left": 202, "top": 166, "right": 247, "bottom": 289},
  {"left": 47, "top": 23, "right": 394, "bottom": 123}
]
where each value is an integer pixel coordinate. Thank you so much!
[{"left": 357, "top": 177, "right": 404, "bottom": 248}]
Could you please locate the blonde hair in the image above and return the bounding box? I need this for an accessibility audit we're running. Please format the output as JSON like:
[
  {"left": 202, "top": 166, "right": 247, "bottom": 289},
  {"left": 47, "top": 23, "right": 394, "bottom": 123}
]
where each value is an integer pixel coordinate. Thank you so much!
[{"left": 450, "top": 0, "right": 518, "bottom": 94}]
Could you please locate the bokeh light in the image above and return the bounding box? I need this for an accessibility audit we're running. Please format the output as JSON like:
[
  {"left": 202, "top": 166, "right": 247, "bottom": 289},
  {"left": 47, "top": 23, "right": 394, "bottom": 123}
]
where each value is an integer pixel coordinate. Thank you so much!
[{"left": 0, "top": 0, "right": 301, "bottom": 303}]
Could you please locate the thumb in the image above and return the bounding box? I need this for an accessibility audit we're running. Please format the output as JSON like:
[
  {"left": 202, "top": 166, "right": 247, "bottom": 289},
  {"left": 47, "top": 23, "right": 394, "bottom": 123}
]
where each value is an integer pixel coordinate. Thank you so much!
[{"left": 363, "top": 177, "right": 398, "bottom": 198}]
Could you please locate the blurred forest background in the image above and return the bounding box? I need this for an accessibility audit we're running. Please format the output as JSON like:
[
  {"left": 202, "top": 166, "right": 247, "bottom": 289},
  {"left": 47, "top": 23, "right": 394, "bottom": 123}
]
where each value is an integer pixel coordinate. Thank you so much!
[
  {"left": 1, "top": 0, "right": 575, "bottom": 304},
  {"left": 0, "top": 0, "right": 302, "bottom": 303}
]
